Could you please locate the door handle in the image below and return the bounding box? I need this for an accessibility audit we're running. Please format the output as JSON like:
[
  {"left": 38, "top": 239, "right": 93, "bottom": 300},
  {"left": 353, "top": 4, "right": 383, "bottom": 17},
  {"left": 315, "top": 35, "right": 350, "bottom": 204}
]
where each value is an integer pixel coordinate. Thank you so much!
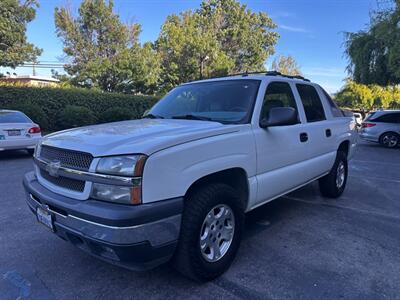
[
  {"left": 326, "top": 129, "right": 332, "bottom": 137},
  {"left": 300, "top": 132, "right": 308, "bottom": 143}
]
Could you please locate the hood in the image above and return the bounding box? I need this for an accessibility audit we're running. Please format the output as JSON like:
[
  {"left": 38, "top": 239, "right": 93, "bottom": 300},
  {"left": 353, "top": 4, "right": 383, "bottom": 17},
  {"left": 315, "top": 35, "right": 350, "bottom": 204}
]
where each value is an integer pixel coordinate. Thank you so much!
[{"left": 42, "top": 119, "right": 240, "bottom": 157}]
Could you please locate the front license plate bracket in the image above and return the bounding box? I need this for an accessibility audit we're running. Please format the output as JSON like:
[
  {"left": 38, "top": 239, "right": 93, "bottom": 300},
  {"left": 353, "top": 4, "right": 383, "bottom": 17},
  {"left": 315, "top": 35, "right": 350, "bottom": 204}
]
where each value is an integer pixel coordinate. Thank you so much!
[{"left": 36, "top": 206, "right": 54, "bottom": 231}]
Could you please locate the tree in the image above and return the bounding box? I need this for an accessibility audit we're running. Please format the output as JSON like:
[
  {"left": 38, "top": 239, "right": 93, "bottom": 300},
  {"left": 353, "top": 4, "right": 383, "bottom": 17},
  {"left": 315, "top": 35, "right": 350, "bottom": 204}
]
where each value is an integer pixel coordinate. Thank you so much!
[
  {"left": 344, "top": 0, "right": 400, "bottom": 86},
  {"left": 0, "top": 0, "right": 42, "bottom": 67},
  {"left": 55, "top": 0, "right": 159, "bottom": 92},
  {"left": 156, "top": 0, "right": 278, "bottom": 90},
  {"left": 271, "top": 55, "right": 302, "bottom": 76},
  {"left": 118, "top": 42, "right": 161, "bottom": 94},
  {"left": 335, "top": 80, "right": 400, "bottom": 110}
]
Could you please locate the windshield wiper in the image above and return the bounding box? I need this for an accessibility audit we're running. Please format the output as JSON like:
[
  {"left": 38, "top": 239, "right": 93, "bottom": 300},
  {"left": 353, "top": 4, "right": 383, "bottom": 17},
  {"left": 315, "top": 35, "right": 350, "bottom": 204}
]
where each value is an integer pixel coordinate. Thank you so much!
[
  {"left": 143, "top": 113, "right": 164, "bottom": 119},
  {"left": 171, "top": 114, "right": 214, "bottom": 121}
]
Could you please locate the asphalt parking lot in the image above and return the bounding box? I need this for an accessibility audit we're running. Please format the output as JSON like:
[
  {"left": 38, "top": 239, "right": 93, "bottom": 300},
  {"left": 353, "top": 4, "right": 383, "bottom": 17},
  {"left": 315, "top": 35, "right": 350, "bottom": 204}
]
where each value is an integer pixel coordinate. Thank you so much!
[{"left": 0, "top": 141, "right": 399, "bottom": 300}]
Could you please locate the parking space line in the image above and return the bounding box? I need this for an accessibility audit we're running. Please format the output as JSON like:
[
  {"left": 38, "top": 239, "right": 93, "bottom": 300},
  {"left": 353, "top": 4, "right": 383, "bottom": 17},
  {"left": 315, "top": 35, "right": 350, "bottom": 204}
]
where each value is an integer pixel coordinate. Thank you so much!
[
  {"left": 283, "top": 195, "right": 400, "bottom": 222},
  {"left": 348, "top": 174, "right": 400, "bottom": 183},
  {"left": 351, "top": 159, "right": 400, "bottom": 167}
]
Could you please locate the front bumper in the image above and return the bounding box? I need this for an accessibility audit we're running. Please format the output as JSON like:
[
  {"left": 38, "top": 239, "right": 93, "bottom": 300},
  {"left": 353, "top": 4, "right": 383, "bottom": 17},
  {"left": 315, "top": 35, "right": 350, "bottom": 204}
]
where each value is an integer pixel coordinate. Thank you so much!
[{"left": 23, "top": 171, "right": 183, "bottom": 270}]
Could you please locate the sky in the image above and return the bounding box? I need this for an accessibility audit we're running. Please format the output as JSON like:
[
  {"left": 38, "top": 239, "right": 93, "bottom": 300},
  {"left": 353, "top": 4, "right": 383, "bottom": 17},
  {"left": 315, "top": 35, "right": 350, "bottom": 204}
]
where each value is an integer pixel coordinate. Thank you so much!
[{"left": 1, "top": 0, "right": 384, "bottom": 93}]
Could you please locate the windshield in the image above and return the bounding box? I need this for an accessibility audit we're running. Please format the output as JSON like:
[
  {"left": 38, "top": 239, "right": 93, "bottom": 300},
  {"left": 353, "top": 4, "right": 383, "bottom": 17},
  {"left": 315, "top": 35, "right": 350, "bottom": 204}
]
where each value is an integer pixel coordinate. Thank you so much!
[
  {"left": 0, "top": 111, "right": 31, "bottom": 123},
  {"left": 148, "top": 79, "right": 261, "bottom": 124}
]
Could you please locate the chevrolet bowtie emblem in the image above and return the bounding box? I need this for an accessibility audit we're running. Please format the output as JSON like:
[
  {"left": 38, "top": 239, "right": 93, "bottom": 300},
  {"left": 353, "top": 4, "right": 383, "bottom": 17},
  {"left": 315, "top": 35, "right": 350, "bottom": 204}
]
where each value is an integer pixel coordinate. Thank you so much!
[{"left": 46, "top": 161, "right": 61, "bottom": 177}]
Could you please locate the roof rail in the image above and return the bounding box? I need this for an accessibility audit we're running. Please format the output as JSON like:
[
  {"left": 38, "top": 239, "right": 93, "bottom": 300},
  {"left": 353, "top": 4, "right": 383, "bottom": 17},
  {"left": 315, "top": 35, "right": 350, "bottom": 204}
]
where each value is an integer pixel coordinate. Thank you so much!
[{"left": 226, "top": 70, "right": 310, "bottom": 82}]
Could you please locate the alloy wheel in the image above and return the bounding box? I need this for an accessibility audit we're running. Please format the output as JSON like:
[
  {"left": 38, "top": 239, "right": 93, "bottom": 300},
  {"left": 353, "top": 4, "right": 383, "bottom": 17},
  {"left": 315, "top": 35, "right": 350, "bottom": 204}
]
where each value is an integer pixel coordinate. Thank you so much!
[
  {"left": 336, "top": 161, "right": 345, "bottom": 189},
  {"left": 199, "top": 204, "right": 235, "bottom": 262}
]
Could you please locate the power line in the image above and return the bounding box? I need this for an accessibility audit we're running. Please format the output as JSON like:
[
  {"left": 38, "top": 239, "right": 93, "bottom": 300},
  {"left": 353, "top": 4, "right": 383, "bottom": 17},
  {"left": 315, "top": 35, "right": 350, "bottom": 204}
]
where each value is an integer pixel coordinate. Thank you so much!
[{"left": 13, "top": 65, "right": 65, "bottom": 69}]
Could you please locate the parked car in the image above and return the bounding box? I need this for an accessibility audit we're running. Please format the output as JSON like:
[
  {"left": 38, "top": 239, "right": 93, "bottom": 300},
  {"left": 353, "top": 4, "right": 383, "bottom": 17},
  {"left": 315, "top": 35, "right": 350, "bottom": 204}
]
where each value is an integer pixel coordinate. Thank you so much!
[
  {"left": 23, "top": 72, "right": 357, "bottom": 281},
  {"left": 360, "top": 110, "right": 400, "bottom": 148},
  {"left": 353, "top": 112, "right": 363, "bottom": 127},
  {"left": 0, "top": 109, "right": 42, "bottom": 155}
]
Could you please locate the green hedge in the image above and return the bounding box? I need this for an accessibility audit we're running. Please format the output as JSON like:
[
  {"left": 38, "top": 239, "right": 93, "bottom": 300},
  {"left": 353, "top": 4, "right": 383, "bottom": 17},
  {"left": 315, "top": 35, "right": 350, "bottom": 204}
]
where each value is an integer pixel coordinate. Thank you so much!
[{"left": 0, "top": 85, "right": 159, "bottom": 131}]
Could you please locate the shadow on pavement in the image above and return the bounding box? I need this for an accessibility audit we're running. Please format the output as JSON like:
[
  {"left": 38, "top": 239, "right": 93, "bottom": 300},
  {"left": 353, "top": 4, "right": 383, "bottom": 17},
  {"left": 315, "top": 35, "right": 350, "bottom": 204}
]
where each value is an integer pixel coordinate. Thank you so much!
[{"left": 0, "top": 150, "right": 32, "bottom": 160}]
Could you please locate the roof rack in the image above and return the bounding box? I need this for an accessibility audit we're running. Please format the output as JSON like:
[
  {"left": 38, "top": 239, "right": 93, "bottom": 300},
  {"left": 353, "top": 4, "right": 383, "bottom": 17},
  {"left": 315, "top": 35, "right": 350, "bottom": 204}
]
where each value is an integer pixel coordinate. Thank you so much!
[{"left": 226, "top": 70, "right": 310, "bottom": 82}]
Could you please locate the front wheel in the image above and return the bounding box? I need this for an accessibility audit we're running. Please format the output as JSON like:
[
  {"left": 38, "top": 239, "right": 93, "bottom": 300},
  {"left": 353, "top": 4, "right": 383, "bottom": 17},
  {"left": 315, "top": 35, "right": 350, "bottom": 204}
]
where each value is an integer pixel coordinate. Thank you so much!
[
  {"left": 319, "top": 151, "right": 348, "bottom": 198},
  {"left": 173, "top": 183, "right": 244, "bottom": 282}
]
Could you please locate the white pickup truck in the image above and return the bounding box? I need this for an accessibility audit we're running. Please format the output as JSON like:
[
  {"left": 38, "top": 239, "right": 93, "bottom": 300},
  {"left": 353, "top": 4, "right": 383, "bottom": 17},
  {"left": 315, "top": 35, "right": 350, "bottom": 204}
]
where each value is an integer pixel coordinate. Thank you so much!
[{"left": 23, "top": 72, "right": 357, "bottom": 281}]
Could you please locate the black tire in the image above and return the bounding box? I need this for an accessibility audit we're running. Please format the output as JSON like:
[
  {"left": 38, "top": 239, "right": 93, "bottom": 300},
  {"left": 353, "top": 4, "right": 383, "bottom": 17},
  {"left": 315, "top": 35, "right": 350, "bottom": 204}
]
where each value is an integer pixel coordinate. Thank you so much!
[
  {"left": 319, "top": 151, "right": 348, "bottom": 198},
  {"left": 27, "top": 149, "right": 34, "bottom": 155},
  {"left": 173, "top": 183, "right": 244, "bottom": 282},
  {"left": 379, "top": 132, "right": 399, "bottom": 148}
]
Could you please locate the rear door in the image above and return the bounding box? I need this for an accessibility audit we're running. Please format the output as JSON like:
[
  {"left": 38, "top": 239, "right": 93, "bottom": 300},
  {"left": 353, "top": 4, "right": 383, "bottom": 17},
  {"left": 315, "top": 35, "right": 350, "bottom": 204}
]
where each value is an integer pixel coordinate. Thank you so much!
[
  {"left": 294, "top": 84, "right": 336, "bottom": 178},
  {"left": 253, "top": 81, "right": 312, "bottom": 205}
]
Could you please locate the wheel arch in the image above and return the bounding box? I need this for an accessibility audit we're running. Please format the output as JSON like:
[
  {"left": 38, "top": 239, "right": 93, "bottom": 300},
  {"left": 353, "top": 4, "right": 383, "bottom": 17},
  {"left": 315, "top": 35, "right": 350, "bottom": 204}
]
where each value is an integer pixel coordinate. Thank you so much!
[
  {"left": 338, "top": 140, "right": 350, "bottom": 157},
  {"left": 184, "top": 168, "right": 249, "bottom": 210},
  {"left": 379, "top": 131, "right": 399, "bottom": 141}
]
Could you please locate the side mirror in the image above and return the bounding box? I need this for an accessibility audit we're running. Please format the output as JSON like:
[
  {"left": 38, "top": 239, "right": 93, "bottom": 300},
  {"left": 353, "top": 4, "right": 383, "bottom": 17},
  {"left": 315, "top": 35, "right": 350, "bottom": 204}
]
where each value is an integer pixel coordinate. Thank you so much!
[{"left": 260, "top": 107, "right": 298, "bottom": 128}]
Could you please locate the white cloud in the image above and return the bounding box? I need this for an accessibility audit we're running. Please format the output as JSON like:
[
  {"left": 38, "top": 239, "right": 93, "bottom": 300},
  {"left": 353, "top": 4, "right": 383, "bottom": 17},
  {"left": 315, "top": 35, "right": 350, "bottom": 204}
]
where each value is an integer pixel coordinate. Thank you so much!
[{"left": 279, "top": 24, "right": 309, "bottom": 33}]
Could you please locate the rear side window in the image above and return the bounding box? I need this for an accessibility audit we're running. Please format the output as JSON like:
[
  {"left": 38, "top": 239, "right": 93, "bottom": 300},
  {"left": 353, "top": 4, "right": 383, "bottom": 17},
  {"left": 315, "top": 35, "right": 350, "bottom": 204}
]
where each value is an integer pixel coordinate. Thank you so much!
[
  {"left": 372, "top": 113, "right": 400, "bottom": 123},
  {"left": 321, "top": 87, "right": 344, "bottom": 117},
  {"left": 0, "top": 112, "right": 31, "bottom": 123},
  {"left": 365, "top": 112, "right": 376, "bottom": 120},
  {"left": 260, "top": 81, "right": 299, "bottom": 123},
  {"left": 296, "top": 84, "right": 326, "bottom": 122}
]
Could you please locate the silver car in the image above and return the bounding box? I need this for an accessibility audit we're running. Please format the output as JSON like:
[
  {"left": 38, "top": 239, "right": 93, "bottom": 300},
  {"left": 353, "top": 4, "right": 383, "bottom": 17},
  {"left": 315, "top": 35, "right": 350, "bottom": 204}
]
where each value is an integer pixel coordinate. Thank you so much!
[
  {"left": 0, "top": 109, "right": 42, "bottom": 154},
  {"left": 360, "top": 110, "right": 400, "bottom": 148}
]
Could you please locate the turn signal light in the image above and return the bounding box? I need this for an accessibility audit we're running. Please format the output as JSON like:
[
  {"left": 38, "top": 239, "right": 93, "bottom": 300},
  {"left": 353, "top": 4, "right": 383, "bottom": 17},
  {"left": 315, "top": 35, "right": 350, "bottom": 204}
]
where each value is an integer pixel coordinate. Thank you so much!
[
  {"left": 28, "top": 127, "right": 41, "bottom": 134},
  {"left": 361, "top": 123, "right": 376, "bottom": 128}
]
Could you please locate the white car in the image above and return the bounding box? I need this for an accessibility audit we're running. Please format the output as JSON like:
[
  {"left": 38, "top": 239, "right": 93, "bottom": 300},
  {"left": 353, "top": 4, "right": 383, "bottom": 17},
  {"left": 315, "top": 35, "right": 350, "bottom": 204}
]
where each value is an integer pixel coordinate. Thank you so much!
[
  {"left": 353, "top": 112, "right": 363, "bottom": 126},
  {"left": 23, "top": 72, "right": 357, "bottom": 281},
  {"left": 0, "top": 109, "right": 42, "bottom": 154}
]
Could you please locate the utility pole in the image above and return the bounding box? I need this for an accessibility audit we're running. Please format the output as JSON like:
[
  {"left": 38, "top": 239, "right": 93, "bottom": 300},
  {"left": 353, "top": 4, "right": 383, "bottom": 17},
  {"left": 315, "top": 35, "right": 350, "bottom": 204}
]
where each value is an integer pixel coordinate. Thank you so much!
[
  {"left": 32, "top": 62, "right": 37, "bottom": 76},
  {"left": 200, "top": 55, "right": 209, "bottom": 79}
]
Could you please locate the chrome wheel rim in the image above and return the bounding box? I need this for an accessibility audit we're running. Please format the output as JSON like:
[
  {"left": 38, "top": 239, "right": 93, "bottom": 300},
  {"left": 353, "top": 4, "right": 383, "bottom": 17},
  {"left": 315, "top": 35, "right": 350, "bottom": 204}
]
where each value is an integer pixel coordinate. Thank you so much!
[
  {"left": 200, "top": 204, "right": 235, "bottom": 262},
  {"left": 383, "top": 135, "right": 398, "bottom": 148},
  {"left": 336, "top": 161, "right": 345, "bottom": 189}
]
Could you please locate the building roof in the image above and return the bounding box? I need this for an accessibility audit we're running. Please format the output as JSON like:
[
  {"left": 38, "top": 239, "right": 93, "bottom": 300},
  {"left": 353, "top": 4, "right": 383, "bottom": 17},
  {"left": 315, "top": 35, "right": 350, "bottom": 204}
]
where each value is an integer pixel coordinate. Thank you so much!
[{"left": 1, "top": 75, "right": 60, "bottom": 82}]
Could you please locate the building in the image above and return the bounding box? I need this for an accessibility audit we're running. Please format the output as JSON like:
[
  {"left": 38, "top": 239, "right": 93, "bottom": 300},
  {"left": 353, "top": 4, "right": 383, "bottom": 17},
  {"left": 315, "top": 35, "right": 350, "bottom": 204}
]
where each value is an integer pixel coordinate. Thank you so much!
[{"left": 0, "top": 75, "right": 60, "bottom": 87}]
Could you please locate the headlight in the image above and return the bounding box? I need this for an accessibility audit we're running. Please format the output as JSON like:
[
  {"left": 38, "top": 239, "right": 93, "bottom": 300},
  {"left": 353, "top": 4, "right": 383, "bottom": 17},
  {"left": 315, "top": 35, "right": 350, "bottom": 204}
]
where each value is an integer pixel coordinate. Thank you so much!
[
  {"left": 92, "top": 155, "right": 147, "bottom": 205},
  {"left": 96, "top": 155, "right": 147, "bottom": 177},
  {"left": 91, "top": 183, "right": 133, "bottom": 205}
]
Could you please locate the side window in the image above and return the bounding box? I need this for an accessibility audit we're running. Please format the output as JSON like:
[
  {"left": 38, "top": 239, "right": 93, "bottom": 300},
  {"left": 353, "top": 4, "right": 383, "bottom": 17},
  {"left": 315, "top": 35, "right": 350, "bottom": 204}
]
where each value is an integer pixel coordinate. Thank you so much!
[
  {"left": 296, "top": 84, "right": 326, "bottom": 122},
  {"left": 374, "top": 113, "right": 400, "bottom": 123},
  {"left": 321, "top": 87, "right": 344, "bottom": 117},
  {"left": 260, "top": 81, "right": 299, "bottom": 123}
]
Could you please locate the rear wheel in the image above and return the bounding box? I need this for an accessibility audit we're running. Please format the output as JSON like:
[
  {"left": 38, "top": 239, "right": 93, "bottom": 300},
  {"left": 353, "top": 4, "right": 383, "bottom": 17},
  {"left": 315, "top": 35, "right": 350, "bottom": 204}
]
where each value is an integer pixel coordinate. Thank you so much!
[
  {"left": 379, "top": 132, "right": 399, "bottom": 148},
  {"left": 173, "top": 183, "right": 244, "bottom": 282},
  {"left": 319, "top": 151, "right": 348, "bottom": 198}
]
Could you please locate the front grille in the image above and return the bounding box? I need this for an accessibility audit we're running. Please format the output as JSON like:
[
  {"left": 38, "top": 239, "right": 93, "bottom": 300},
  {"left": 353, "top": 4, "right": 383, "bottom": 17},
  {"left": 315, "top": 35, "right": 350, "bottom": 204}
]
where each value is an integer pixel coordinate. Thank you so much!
[
  {"left": 40, "top": 169, "right": 86, "bottom": 192},
  {"left": 40, "top": 145, "right": 93, "bottom": 171}
]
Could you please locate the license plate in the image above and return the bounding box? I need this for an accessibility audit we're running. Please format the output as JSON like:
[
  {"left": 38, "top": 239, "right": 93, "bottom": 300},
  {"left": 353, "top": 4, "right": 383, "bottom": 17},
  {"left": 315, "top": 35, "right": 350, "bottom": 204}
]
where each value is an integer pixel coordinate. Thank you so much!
[
  {"left": 7, "top": 130, "right": 21, "bottom": 136},
  {"left": 37, "top": 206, "right": 54, "bottom": 231},
  {"left": 0, "top": 135, "right": 4, "bottom": 140}
]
